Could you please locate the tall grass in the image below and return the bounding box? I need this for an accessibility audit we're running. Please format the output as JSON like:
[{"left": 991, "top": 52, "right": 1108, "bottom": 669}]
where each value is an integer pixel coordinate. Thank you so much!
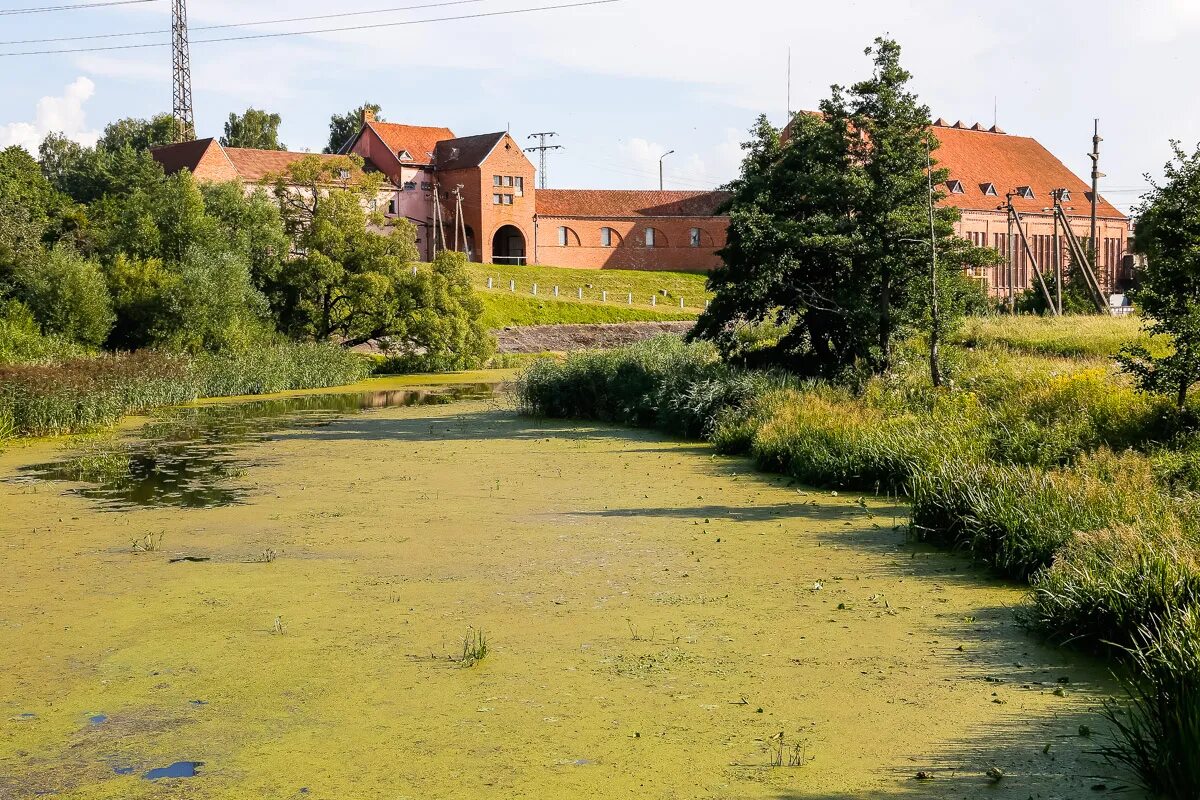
[{"left": 0, "top": 342, "right": 368, "bottom": 439}]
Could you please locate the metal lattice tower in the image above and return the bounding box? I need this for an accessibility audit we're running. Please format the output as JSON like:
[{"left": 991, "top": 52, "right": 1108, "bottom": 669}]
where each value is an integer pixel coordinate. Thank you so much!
[
  {"left": 171, "top": 0, "right": 195, "bottom": 142},
  {"left": 525, "top": 132, "right": 563, "bottom": 190}
]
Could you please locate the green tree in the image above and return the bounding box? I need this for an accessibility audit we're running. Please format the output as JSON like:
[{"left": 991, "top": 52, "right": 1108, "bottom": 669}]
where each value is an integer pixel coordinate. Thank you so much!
[
  {"left": 323, "top": 103, "right": 381, "bottom": 154},
  {"left": 97, "top": 113, "right": 177, "bottom": 153},
  {"left": 13, "top": 245, "right": 113, "bottom": 347},
  {"left": 272, "top": 155, "right": 490, "bottom": 363},
  {"left": 220, "top": 107, "right": 286, "bottom": 150},
  {"left": 692, "top": 38, "right": 990, "bottom": 376},
  {"left": 1117, "top": 142, "right": 1200, "bottom": 409},
  {"left": 0, "top": 146, "right": 56, "bottom": 289},
  {"left": 199, "top": 181, "right": 289, "bottom": 290}
]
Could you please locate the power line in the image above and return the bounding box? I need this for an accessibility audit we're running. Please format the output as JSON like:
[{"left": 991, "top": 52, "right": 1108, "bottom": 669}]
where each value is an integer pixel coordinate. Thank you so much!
[
  {"left": 0, "top": 0, "right": 490, "bottom": 45},
  {"left": 0, "top": 0, "right": 620, "bottom": 56},
  {"left": 0, "top": 0, "right": 156, "bottom": 15}
]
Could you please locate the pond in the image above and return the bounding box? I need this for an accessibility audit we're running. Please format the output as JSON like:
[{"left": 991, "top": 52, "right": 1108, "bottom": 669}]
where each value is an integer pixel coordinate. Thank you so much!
[{"left": 0, "top": 374, "right": 1137, "bottom": 799}]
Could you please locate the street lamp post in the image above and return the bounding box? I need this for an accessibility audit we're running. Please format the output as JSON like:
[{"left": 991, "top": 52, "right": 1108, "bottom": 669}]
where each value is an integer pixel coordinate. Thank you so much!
[{"left": 659, "top": 150, "right": 675, "bottom": 191}]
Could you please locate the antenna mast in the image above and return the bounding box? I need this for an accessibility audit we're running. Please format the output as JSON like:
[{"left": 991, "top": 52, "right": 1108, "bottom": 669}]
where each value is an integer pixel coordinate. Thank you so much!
[
  {"left": 526, "top": 132, "right": 564, "bottom": 190},
  {"left": 171, "top": 0, "right": 195, "bottom": 142}
]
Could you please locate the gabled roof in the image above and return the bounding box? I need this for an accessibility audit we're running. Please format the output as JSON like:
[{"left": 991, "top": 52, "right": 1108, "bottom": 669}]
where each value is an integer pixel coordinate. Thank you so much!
[
  {"left": 152, "top": 139, "right": 382, "bottom": 185},
  {"left": 782, "top": 113, "right": 1126, "bottom": 220},
  {"left": 537, "top": 189, "right": 730, "bottom": 218},
  {"left": 150, "top": 138, "right": 225, "bottom": 174},
  {"left": 930, "top": 122, "right": 1125, "bottom": 219},
  {"left": 363, "top": 121, "right": 455, "bottom": 166},
  {"left": 222, "top": 147, "right": 354, "bottom": 182},
  {"left": 434, "top": 131, "right": 509, "bottom": 169}
]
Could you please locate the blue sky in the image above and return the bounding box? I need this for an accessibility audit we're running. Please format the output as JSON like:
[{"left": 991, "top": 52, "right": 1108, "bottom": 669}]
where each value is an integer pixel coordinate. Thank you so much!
[{"left": 2, "top": 0, "right": 1197, "bottom": 213}]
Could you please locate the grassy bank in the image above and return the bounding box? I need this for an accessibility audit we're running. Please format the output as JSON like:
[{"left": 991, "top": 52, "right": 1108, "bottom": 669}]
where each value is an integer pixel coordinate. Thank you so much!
[
  {"left": 515, "top": 319, "right": 1200, "bottom": 796},
  {"left": 479, "top": 293, "right": 696, "bottom": 328},
  {"left": 0, "top": 342, "right": 370, "bottom": 439}
]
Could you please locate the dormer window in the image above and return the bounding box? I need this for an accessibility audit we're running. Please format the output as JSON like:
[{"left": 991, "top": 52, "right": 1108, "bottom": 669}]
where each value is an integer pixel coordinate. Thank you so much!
[
  {"left": 1016, "top": 186, "right": 1035, "bottom": 199},
  {"left": 337, "top": 169, "right": 350, "bottom": 181},
  {"left": 397, "top": 149, "right": 413, "bottom": 162},
  {"left": 946, "top": 179, "right": 965, "bottom": 194},
  {"left": 981, "top": 183, "right": 997, "bottom": 196},
  {"left": 449, "top": 147, "right": 460, "bottom": 160},
  {"left": 1056, "top": 188, "right": 1072, "bottom": 202}
]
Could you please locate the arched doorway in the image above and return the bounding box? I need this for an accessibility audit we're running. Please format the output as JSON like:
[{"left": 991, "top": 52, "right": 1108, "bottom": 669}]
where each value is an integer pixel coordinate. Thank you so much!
[{"left": 492, "top": 225, "right": 526, "bottom": 265}]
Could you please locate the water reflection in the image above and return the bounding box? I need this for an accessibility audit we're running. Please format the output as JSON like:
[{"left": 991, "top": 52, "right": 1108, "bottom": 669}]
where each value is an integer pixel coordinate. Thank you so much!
[{"left": 16, "top": 383, "right": 497, "bottom": 511}]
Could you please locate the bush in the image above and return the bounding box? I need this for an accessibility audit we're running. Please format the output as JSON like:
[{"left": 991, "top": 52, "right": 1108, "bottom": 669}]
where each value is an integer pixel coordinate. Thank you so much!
[
  {"left": 0, "top": 300, "right": 85, "bottom": 365},
  {"left": 1101, "top": 608, "right": 1200, "bottom": 798},
  {"left": 14, "top": 245, "right": 114, "bottom": 347}
]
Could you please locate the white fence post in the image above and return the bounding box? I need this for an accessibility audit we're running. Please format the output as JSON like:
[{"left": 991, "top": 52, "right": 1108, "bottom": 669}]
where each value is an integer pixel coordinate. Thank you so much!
[
  {"left": 532, "top": 283, "right": 538, "bottom": 296},
  {"left": 577, "top": 287, "right": 583, "bottom": 300},
  {"left": 509, "top": 280, "right": 516, "bottom": 292},
  {"left": 680, "top": 297, "right": 685, "bottom": 309},
  {"left": 602, "top": 291, "right": 607, "bottom": 302},
  {"left": 627, "top": 293, "right": 633, "bottom": 305},
  {"left": 487, "top": 277, "right": 493, "bottom": 289},
  {"left": 553, "top": 286, "right": 559, "bottom": 297},
  {"left": 651, "top": 295, "right": 656, "bottom": 307}
]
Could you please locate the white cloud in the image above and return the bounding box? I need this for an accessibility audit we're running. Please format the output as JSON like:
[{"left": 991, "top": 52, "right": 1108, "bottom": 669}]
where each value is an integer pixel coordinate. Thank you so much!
[{"left": 0, "top": 77, "right": 101, "bottom": 153}]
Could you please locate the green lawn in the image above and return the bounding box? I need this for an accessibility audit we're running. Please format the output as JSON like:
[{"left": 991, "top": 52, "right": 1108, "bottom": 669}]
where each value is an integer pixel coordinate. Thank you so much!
[
  {"left": 467, "top": 263, "right": 711, "bottom": 305},
  {"left": 479, "top": 293, "right": 695, "bottom": 329}
]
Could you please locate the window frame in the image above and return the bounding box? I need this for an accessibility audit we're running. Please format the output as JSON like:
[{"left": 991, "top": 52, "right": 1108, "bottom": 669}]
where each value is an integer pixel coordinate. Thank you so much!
[
  {"left": 645, "top": 227, "right": 656, "bottom": 248},
  {"left": 689, "top": 228, "right": 701, "bottom": 247},
  {"left": 601, "top": 227, "right": 612, "bottom": 247}
]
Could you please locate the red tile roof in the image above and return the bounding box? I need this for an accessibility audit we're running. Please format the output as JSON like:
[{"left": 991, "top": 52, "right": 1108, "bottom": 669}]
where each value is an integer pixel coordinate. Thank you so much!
[
  {"left": 150, "top": 138, "right": 223, "bottom": 174},
  {"left": 222, "top": 147, "right": 356, "bottom": 182},
  {"left": 537, "top": 189, "right": 729, "bottom": 218},
  {"left": 365, "top": 121, "right": 455, "bottom": 166},
  {"left": 930, "top": 123, "right": 1125, "bottom": 219}
]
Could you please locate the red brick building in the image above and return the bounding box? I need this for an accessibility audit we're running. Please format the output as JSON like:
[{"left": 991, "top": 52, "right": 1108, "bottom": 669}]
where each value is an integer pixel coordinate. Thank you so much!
[{"left": 153, "top": 112, "right": 1128, "bottom": 290}]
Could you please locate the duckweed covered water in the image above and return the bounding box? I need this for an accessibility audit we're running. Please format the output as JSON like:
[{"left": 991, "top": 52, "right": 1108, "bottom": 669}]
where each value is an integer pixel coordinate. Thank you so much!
[
  {"left": 0, "top": 376, "right": 1140, "bottom": 798},
  {"left": 13, "top": 384, "right": 497, "bottom": 510}
]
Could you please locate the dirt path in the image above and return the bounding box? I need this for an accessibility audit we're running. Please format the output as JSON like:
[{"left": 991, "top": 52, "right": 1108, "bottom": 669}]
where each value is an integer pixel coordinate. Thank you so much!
[
  {"left": 0, "top": 381, "right": 1134, "bottom": 799},
  {"left": 493, "top": 321, "right": 693, "bottom": 353}
]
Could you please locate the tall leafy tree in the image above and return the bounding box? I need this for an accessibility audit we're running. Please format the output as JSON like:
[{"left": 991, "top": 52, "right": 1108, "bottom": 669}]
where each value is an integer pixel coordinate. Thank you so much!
[
  {"left": 97, "top": 114, "right": 177, "bottom": 153},
  {"left": 270, "top": 154, "right": 491, "bottom": 364},
  {"left": 221, "top": 108, "right": 286, "bottom": 150},
  {"left": 1117, "top": 142, "right": 1200, "bottom": 409},
  {"left": 693, "top": 37, "right": 991, "bottom": 376},
  {"left": 323, "top": 103, "right": 381, "bottom": 154}
]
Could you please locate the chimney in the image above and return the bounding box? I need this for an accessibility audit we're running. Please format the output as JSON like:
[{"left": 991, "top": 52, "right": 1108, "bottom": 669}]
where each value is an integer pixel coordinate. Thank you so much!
[{"left": 362, "top": 108, "right": 376, "bottom": 125}]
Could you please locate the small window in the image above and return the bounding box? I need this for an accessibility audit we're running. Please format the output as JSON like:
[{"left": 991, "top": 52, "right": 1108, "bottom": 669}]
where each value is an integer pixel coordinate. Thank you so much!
[
  {"left": 493, "top": 193, "right": 503, "bottom": 205},
  {"left": 398, "top": 150, "right": 412, "bottom": 162},
  {"left": 601, "top": 227, "right": 612, "bottom": 247},
  {"left": 557, "top": 226, "right": 568, "bottom": 246},
  {"left": 645, "top": 228, "right": 656, "bottom": 247},
  {"left": 503, "top": 194, "right": 513, "bottom": 206},
  {"left": 1057, "top": 188, "right": 1072, "bottom": 202},
  {"left": 514, "top": 176, "right": 524, "bottom": 197},
  {"left": 387, "top": 199, "right": 397, "bottom": 215},
  {"left": 946, "top": 179, "right": 965, "bottom": 194},
  {"left": 1016, "top": 186, "right": 1035, "bottom": 199},
  {"left": 980, "top": 182, "right": 997, "bottom": 197},
  {"left": 504, "top": 176, "right": 513, "bottom": 187},
  {"left": 689, "top": 228, "right": 701, "bottom": 247},
  {"left": 337, "top": 168, "right": 351, "bottom": 181},
  {"left": 493, "top": 175, "right": 503, "bottom": 186},
  {"left": 403, "top": 181, "right": 416, "bottom": 191},
  {"left": 421, "top": 182, "right": 432, "bottom": 191}
]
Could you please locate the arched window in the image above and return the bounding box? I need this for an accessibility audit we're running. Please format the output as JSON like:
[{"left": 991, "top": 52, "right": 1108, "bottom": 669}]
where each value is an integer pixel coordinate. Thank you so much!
[
  {"left": 557, "top": 226, "right": 568, "bottom": 246},
  {"left": 556, "top": 226, "right": 580, "bottom": 247}
]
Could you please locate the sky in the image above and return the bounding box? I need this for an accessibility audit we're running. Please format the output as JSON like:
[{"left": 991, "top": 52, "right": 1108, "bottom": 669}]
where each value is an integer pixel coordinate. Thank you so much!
[{"left": 0, "top": 0, "right": 1196, "bottom": 214}]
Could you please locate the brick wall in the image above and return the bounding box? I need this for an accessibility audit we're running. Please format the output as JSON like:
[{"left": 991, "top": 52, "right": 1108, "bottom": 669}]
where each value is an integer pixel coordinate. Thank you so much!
[{"left": 535, "top": 216, "right": 725, "bottom": 272}]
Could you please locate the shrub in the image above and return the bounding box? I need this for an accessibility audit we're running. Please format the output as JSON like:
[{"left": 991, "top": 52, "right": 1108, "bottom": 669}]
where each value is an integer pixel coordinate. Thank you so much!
[
  {"left": 1100, "top": 608, "right": 1200, "bottom": 798},
  {"left": 0, "top": 300, "right": 85, "bottom": 365},
  {"left": 14, "top": 245, "right": 114, "bottom": 347}
]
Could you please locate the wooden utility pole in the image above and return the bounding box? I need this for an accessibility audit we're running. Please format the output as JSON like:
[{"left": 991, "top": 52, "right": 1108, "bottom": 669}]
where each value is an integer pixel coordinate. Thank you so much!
[
  {"left": 1005, "top": 192, "right": 1016, "bottom": 312},
  {"left": 1052, "top": 190, "right": 1063, "bottom": 315},
  {"left": 925, "top": 139, "right": 941, "bottom": 387},
  {"left": 1089, "top": 119, "right": 1104, "bottom": 285}
]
